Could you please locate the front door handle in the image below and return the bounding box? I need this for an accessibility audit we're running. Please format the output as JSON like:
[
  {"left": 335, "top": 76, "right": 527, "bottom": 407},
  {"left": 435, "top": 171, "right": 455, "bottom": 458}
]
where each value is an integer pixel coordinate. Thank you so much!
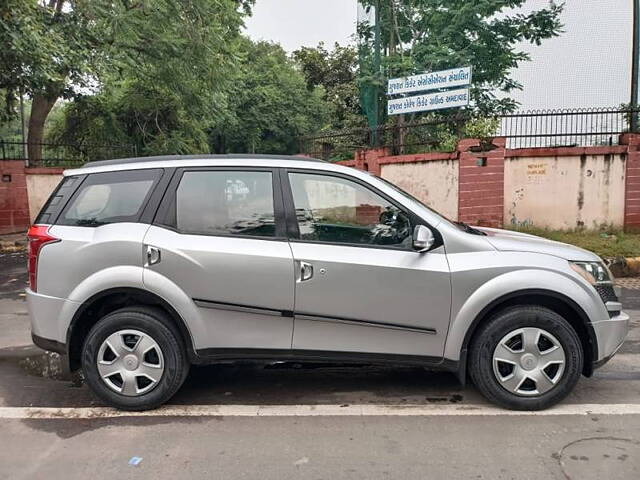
[
  {"left": 145, "top": 245, "right": 161, "bottom": 266},
  {"left": 298, "top": 261, "right": 314, "bottom": 282}
]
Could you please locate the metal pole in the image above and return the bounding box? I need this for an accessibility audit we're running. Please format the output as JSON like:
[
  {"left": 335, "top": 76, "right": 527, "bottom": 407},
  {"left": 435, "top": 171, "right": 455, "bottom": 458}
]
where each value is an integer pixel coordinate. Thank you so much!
[
  {"left": 372, "top": 0, "right": 381, "bottom": 147},
  {"left": 632, "top": 0, "right": 640, "bottom": 131}
]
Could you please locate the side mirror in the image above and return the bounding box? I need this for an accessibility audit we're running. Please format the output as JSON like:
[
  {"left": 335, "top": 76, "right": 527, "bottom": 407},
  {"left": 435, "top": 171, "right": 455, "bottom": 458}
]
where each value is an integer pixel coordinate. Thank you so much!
[{"left": 413, "top": 225, "right": 434, "bottom": 252}]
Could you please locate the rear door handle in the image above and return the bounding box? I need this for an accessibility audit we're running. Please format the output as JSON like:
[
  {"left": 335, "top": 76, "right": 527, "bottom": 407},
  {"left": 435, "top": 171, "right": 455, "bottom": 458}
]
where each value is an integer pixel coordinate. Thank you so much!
[
  {"left": 145, "top": 245, "right": 161, "bottom": 266},
  {"left": 298, "top": 261, "right": 314, "bottom": 282}
]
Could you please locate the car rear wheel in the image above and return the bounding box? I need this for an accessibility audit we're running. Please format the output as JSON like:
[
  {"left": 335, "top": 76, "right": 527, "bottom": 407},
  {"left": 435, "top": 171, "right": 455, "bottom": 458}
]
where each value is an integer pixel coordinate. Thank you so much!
[
  {"left": 82, "top": 306, "right": 189, "bottom": 410},
  {"left": 469, "top": 305, "right": 583, "bottom": 410}
]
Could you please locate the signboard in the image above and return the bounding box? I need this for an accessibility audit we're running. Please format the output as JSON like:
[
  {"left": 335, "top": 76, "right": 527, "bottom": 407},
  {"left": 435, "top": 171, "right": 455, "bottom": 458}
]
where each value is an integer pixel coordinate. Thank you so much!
[
  {"left": 387, "top": 66, "right": 472, "bottom": 96},
  {"left": 387, "top": 87, "right": 470, "bottom": 116}
]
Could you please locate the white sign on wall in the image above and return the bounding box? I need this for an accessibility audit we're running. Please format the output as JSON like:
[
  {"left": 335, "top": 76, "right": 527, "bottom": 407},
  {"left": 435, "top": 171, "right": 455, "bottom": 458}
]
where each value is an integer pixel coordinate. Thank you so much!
[
  {"left": 387, "top": 66, "right": 472, "bottom": 96},
  {"left": 387, "top": 88, "right": 470, "bottom": 116}
]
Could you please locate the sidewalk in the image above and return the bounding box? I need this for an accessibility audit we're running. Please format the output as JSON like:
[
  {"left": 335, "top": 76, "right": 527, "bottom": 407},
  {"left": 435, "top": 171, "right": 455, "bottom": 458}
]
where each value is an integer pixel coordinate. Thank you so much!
[{"left": 617, "top": 277, "right": 640, "bottom": 290}]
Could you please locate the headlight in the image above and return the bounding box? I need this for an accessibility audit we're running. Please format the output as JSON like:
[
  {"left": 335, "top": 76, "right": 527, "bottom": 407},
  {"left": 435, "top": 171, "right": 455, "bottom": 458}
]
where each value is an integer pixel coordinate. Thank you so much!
[{"left": 569, "top": 261, "right": 612, "bottom": 285}]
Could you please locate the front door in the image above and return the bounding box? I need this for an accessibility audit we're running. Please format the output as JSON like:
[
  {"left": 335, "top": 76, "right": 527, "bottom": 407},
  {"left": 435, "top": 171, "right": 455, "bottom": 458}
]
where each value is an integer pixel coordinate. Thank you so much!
[
  {"left": 143, "top": 168, "right": 295, "bottom": 353},
  {"left": 284, "top": 170, "right": 451, "bottom": 360}
]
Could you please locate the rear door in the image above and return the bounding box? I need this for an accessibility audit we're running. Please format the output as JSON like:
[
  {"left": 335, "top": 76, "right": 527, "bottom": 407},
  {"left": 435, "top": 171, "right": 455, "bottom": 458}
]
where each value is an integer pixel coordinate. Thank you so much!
[
  {"left": 143, "top": 167, "right": 295, "bottom": 353},
  {"left": 283, "top": 170, "right": 451, "bottom": 360},
  {"left": 37, "top": 169, "right": 166, "bottom": 300}
]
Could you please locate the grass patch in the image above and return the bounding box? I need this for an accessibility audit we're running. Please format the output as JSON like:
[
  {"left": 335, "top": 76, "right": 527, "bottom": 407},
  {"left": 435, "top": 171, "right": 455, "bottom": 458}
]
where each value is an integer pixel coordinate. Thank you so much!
[{"left": 506, "top": 227, "right": 640, "bottom": 258}]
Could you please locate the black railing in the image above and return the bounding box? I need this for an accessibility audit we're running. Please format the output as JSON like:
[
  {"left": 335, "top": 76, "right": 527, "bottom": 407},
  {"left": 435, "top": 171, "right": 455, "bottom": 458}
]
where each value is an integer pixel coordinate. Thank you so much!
[
  {"left": 300, "top": 106, "right": 640, "bottom": 161},
  {"left": 0, "top": 141, "right": 136, "bottom": 167},
  {"left": 499, "top": 107, "right": 638, "bottom": 149}
]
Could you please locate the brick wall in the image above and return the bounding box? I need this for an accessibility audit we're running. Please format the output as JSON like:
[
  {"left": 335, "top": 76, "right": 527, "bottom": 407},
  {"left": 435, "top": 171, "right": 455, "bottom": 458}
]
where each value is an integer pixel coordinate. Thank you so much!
[
  {"left": 0, "top": 162, "right": 65, "bottom": 234},
  {"left": 621, "top": 134, "right": 640, "bottom": 230},
  {"left": 0, "top": 161, "right": 30, "bottom": 234},
  {"left": 457, "top": 138, "right": 506, "bottom": 228}
]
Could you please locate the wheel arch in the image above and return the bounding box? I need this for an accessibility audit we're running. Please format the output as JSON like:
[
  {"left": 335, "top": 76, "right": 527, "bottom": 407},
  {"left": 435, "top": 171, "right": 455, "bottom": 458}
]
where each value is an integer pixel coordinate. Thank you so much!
[
  {"left": 458, "top": 289, "right": 598, "bottom": 383},
  {"left": 66, "top": 287, "right": 197, "bottom": 371}
]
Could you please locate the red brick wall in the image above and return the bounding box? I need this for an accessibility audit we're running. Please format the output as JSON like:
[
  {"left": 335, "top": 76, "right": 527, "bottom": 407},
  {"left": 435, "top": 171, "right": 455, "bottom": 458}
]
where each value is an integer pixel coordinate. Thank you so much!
[
  {"left": 0, "top": 161, "right": 30, "bottom": 234},
  {"left": 457, "top": 138, "right": 506, "bottom": 228},
  {"left": 351, "top": 148, "right": 389, "bottom": 176},
  {"left": 621, "top": 134, "right": 640, "bottom": 230}
]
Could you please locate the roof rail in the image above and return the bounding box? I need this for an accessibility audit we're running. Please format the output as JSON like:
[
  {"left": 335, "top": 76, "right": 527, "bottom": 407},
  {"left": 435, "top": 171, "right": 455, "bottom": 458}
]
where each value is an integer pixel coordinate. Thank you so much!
[{"left": 83, "top": 153, "right": 326, "bottom": 167}]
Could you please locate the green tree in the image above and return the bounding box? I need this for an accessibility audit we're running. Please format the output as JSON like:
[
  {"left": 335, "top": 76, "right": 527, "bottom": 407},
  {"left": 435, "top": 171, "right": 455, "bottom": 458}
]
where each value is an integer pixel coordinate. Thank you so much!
[
  {"left": 293, "top": 43, "right": 366, "bottom": 132},
  {"left": 358, "top": 0, "right": 564, "bottom": 119},
  {"left": 1, "top": 0, "right": 101, "bottom": 159},
  {"left": 209, "top": 40, "right": 327, "bottom": 155},
  {"left": 1, "top": 0, "right": 253, "bottom": 159}
]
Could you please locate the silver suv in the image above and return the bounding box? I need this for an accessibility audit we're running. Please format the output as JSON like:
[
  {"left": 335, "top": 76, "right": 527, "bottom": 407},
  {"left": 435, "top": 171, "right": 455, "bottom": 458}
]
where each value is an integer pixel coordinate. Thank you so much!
[{"left": 27, "top": 155, "right": 629, "bottom": 410}]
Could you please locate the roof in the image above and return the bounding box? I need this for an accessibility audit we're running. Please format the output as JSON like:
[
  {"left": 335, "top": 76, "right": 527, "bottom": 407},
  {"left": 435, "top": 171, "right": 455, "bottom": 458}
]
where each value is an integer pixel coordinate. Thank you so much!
[{"left": 84, "top": 154, "right": 326, "bottom": 168}]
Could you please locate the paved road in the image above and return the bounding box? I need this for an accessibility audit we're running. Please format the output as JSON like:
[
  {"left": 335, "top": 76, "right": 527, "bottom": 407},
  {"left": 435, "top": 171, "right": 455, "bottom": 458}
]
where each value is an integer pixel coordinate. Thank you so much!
[{"left": 0, "top": 251, "right": 638, "bottom": 479}]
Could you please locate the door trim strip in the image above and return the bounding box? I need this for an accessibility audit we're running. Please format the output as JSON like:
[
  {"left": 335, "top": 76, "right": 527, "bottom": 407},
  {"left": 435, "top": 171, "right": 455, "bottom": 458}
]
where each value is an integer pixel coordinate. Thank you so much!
[
  {"left": 193, "top": 299, "right": 294, "bottom": 318},
  {"left": 193, "top": 299, "right": 436, "bottom": 335},
  {"left": 296, "top": 314, "right": 437, "bottom": 335}
]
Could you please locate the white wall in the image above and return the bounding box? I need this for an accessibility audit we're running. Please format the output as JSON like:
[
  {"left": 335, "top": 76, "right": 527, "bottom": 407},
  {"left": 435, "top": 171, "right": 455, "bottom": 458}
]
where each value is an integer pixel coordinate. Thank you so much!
[
  {"left": 504, "top": 154, "right": 626, "bottom": 229},
  {"left": 381, "top": 160, "right": 459, "bottom": 221}
]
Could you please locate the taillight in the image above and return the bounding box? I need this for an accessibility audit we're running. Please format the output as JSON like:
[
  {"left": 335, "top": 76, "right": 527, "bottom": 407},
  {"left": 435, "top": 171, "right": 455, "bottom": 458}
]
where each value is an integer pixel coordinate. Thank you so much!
[{"left": 27, "top": 225, "right": 59, "bottom": 292}]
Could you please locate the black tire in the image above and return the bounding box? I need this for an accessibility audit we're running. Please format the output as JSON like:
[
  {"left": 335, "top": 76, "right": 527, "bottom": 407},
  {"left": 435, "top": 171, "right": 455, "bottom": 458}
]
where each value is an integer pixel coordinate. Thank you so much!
[
  {"left": 82, "top": 306, "right": 189, "bottom": 411},
  {"left": 469, "top": 305, "right": 583, "bottom": 411}
]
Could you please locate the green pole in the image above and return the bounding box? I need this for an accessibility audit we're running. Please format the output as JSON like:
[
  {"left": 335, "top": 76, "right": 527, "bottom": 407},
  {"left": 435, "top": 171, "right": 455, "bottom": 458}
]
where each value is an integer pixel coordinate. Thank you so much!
[
  {"left": 372, "top": 0, "right": 381, "bottom": 146},
  {"left": 632, "top": 0, "right": 640, "bottom": 131}
]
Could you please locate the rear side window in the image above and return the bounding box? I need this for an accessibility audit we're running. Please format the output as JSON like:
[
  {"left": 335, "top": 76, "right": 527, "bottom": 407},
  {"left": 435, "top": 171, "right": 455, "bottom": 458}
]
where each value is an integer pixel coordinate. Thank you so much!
[
  {"left": 168, "top": 170, "right": 276, "bottom": 237},
  {"left": 35, "top": 175, "right": 81, "bottom": 225},
  {"left": 59, "top": 169, "right": 162, "bottom": 227}
]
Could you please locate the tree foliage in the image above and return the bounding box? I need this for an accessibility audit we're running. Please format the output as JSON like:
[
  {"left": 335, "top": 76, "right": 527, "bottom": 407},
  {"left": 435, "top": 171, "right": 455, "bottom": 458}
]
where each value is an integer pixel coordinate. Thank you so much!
[
  {"left": 293, "top": 43, "right": 366, "bottom": 133},
  {"left": 1, "top": 0, "right": 254, "bottom": 158},
  {"left": 358, "top": 0, "right": 564, "bottom": 118},
  {"left": 0, "top": 0, "right": 98, "bottom": 118},
  {"left": 209, "top": 40, "right": 327, "bottom": 154},
  {"left": 1, "top": 1, "right": 567, "bottom": 159}
]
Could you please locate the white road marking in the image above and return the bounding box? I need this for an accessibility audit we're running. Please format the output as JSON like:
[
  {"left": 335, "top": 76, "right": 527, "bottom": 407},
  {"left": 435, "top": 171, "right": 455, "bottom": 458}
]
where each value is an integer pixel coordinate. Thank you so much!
[{"left": 1, "top": 403, "right": 640, "bottom": 419}]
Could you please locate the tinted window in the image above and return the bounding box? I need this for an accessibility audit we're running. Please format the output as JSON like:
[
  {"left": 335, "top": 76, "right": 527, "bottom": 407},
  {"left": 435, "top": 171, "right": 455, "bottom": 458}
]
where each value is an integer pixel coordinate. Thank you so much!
[
  {"left": 35, "top": 176, "right": 80, "bottom": 224},
  {"left": 174, "top": 171, "right": 276, "bottom": 237},
  {"left": 59, "top": 169, "right": 161, "bottom": 226},
  {"left": 288, "top": 172, "right": 412, "bottom": 247}
]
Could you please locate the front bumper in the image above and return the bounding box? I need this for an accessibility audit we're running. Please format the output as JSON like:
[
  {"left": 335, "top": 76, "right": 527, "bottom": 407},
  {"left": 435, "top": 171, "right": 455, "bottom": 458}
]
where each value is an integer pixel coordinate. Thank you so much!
[{"left": 591, "top": 310, "right": 629, "bottom": 370}]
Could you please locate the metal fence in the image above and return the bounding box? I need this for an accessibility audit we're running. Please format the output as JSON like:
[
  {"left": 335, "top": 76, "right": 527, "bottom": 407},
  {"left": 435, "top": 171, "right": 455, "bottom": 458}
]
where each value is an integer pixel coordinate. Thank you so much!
[
  {"left": 300, "top": 106, "right": 640, "bottom": 161},
  {"left": 0, "top": 141, "right": 136, "bottom": 167},
  {"left": 499, "top": 107, "right": 639, "bottom": 149}
]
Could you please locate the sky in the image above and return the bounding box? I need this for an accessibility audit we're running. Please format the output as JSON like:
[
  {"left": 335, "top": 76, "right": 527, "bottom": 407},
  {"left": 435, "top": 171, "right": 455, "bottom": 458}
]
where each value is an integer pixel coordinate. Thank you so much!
[
  {"left": 244, "top": 0, "right": 633, "bottom": 110},
  {"left": 244, "top": 0, "right": 357, "bottom": 51}
]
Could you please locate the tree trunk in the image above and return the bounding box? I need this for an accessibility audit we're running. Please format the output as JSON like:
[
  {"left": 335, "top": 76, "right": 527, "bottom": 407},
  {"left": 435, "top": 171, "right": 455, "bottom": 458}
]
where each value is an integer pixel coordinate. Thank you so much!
[{"left": 27, "top": 94, "right": 57, "bottom": 165}]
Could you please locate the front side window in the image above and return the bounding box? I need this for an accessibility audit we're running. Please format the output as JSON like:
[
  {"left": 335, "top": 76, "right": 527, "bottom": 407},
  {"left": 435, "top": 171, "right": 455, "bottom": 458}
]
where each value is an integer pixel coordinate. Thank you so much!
[
  {"left": 60, "top": 169, "right": 161, "bottom": 226},
  {"left": 174, "top": 170, "right": 276, "bottom": 237},
  {"left": 288, "top": 172, "right": 412, "bottom": 247}
]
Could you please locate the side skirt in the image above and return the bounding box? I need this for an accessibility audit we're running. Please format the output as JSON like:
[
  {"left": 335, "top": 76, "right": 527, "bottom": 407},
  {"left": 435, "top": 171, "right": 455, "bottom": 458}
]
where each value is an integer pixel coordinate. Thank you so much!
[{"left": 193, "top": 347, "right": 460, "bottom": 373}]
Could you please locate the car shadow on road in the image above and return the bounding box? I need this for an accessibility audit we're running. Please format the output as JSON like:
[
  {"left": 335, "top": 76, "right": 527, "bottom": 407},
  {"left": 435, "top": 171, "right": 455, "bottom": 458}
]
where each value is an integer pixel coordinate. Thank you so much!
[{"left": 0, "top": 344, "right": 473, "bottom": 408}]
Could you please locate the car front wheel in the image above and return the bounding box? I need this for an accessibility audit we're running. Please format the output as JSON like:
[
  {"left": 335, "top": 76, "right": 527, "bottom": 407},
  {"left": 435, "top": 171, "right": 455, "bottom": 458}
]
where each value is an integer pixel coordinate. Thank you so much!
[{"left": 469, "top": 305, "right": 583, "bottom": 410}]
